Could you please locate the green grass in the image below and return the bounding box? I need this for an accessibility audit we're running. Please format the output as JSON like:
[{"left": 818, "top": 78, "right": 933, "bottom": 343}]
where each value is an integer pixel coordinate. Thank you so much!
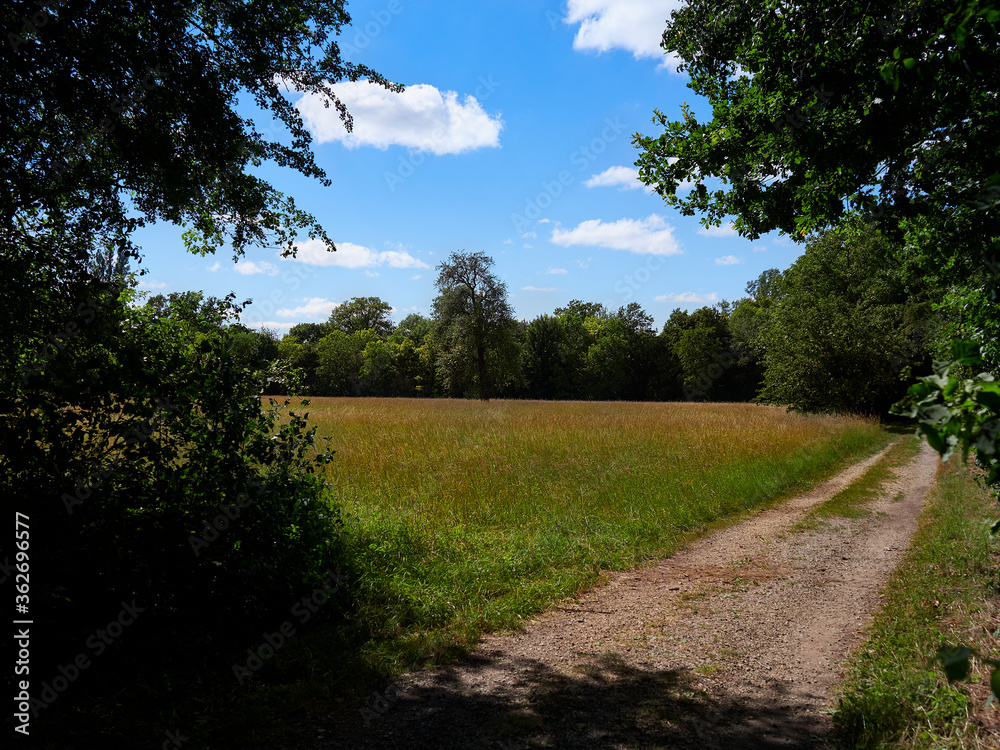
[
  {"left": 98, "top": 399, "right": 894, "bottom": 749},
  {"left": 796, "top": 435, "right": 923, "bottom": 530},
  {"left": 298, "top": 398, "right": 892, "bottom": 673},
  {"left": 831, "top": 457, "right": 1000, "bottom": 749}
]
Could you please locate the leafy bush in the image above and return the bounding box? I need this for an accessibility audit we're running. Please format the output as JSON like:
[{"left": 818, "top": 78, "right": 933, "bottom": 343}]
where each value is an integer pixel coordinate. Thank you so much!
[{"left": 4, "top": 283, "right": 343, "bottom": 687}]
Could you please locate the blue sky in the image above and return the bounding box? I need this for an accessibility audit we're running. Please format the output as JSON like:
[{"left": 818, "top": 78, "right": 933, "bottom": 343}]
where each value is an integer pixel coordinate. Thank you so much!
[{"left": 133, "top": 0, "right": 804, "bottom": 332}]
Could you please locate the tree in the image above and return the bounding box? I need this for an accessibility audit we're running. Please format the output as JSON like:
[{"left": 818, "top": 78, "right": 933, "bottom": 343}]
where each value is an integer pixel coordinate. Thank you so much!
[
  {"left": 554, "top": 299, "right": 608, "bottom": 320},
  {"left": 328, "top": 296, "right": 394, "bottom": 337},
  {"left": 288, "top": 322, "right": 333, "bottom": 345},
  {"left": 634, "top": 0, "right": 998, "bottom": 256},
  {"left": 759, "top": 221, "right": 935, "bottom": 414},
  {"left": 314, "top": 328, "right": 380, "bottom": 396},
  {"left": 432, "top": 251, "right": 521, "bottom": 400},
  {"left": 389, "top": 314, "right": 437, "bottom": 395},
  {"left": 2, "top": 1, "right": 394, "bottom": 731}
]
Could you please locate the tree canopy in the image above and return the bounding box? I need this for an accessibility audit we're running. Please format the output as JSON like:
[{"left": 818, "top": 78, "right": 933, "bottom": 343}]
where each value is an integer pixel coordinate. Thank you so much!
[{"left": 634, "top": 0, "right": 999, "bottom": 259}]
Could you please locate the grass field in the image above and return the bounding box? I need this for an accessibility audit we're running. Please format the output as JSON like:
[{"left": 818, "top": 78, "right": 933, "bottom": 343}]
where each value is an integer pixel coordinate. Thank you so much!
[{"left": 296, "top": 398, "right": 893, "bottom": 672}]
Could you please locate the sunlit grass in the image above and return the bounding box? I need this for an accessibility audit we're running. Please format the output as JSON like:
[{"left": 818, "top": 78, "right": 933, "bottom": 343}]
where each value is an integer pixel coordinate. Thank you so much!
[
  {"left": 797, "top": 435, "right": 923, "bottom": 529},
  {"left": 288, "top": 398, "right": 892, "bottom": 672}
]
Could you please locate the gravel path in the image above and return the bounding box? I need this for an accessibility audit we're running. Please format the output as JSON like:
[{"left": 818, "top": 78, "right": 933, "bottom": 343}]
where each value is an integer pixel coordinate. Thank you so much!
[{"left": 316, "top": 440, "right": 939, "bottom": 749}]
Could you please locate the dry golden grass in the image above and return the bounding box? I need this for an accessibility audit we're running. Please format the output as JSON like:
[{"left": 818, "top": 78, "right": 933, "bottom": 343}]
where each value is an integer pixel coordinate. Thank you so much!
[{"left": 301, "top": 398, "right": 887, "bottom": 531}]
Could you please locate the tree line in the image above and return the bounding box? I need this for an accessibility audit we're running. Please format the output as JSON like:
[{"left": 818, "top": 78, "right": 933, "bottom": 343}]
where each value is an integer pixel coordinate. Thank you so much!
[{"left": 174, "top": 220, "right": 941, "bottom": 414}]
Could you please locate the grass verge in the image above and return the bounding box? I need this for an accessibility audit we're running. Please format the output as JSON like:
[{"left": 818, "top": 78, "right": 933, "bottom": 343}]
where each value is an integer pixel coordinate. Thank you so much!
[
  {"left": 831, "top": 456, "right": 1000, "bottom": 749},
  {"left": 796, "top": 436, "right": 923, "bottom": 530}
]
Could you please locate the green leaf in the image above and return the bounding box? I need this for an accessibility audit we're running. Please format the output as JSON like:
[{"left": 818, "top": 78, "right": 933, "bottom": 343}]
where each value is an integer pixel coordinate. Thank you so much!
[
  {"left": 951, "top": 340, "right": 982, "bottom": 366},
  {"left": 976, "top": 391, "right": 1000, "bottom": 412},
  {"left": 903, "top": 57, "right": 917, "bottom": 69},
  {"left": 992, "top": 668, "right": 1000, "bottom": 701},
  {"left": 938, "top": 645, "right": 974, "bottom": 681}
]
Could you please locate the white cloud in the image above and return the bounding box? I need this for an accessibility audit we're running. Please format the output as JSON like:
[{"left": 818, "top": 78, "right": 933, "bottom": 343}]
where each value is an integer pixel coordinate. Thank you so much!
[
  {"left": 234, "top": 259, "right": 279, "bottom": 276},
  {"left": 697, "top": 222, "right": 738, "bottom": 238},
  {"left": 288, "top": 239, "right": 430, "bottom": 269},
  {"left": 522, "top": 286, "right": 557, "bottom": 292},
  {"left": 207, "top": 261, "right": 222, "bottom": 272},
  {"left": 503, "top": 238, "right": 513, "bottom": 244},
  {"left": 550, "top": 214, "right": 681, "bottom": 256},
  {"left": 538, "top": 218, "right": 551, "bottom": 224},
  {"left": 564, "top": 1, "right": 683, "bottom": 70},
  {"left": 715, "top": 255, "right": 743, "bottom": 266},
  {"left": 275, "top": 297, "right": 339, "bottom": 320},
  {"left": 411, "top": 274, "right": 422, "bottom": 281},
  {"left": 577, "top": 257, "right": 592, "bottom": 268},
  {"left": 753, "top": 244, "right": 768, "bottom": 252},
  {"left": 547, "top": 268, "right": 568, "bottom": 274},
  {"left": 655, "top": 291, "right": 720, "bottom": 305},
  {"left": 295, "top": 81, "right": 503, "bottom": 154},
  {"left": 139, "top": 279, "right": 168, "bottom": 289},
  {"left": 584, "top": 165, "right": 647, "bottom": 191}
]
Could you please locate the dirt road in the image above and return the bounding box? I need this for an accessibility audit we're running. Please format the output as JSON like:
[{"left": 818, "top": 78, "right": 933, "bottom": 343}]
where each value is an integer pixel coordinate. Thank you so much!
[{"left": 317, "top": 440, "right": 939, "bottom": 749}]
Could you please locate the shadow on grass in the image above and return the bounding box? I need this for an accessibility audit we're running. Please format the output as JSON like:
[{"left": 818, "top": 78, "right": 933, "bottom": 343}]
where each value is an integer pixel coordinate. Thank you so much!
[{"left": 314, "top": 651, "right": 831, "bottom": 750}]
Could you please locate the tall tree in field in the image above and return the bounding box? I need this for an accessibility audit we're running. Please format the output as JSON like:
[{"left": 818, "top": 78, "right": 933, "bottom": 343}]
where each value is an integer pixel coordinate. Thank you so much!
[{"left": 432, "top": 251, "right": 520, "bottom": 400}]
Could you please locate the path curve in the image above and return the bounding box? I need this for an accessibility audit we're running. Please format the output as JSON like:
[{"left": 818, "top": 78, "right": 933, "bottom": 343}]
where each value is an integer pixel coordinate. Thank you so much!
[{"left": 318, "top": 440, "right": 939, "bottom": 749}]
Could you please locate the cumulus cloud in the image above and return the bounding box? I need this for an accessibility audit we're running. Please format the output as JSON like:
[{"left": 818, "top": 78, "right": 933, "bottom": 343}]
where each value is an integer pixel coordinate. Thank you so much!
[
  {"left": 289, "top": 239, "right": 430, "bottom": 269},
  {"left": 584, "top": 165, "right": 646, "bottom": 190},
  {"left": 715, "top": 255, "right": 743, "bottom": 266},
  {"left": 207, "top": 261, "right": 222, "bottom": 272},
  {"left": 275, "top": 298, "right": 339, "bottom": 320},
  {"left": 295, "top": 81, "right": 503, "bottom": 154},
  {"left": 697, "top": 222, "right": 739, "bottom": 238},
  {"left": 655, "top": 291, "right": 720, "bottom": 305},
  {"left": 522, "top": 286, "right": 556, "bottom": 292},
  {"left": 139, "top": 279, "right": 167, "bottom": 289},
  {"left": 564, "top": 1, "right": 683, "bottom": 70},
  {"left": 587, "top": 164, "right": 695, "bottom": 193},
  {"left": 547, "top": 267, "right": 569, "bottom": 274},
  {"left": 550, "top": 214, "right": 681, "bottom": 256},
  {"left": 234, "top": 259, "right": 279, "bottom": 276}
]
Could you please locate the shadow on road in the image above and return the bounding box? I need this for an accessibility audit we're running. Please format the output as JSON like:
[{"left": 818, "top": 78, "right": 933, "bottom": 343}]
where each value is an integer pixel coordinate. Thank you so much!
[{"left": 325, "top": 650, "right": 831, "bottom": 750}]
